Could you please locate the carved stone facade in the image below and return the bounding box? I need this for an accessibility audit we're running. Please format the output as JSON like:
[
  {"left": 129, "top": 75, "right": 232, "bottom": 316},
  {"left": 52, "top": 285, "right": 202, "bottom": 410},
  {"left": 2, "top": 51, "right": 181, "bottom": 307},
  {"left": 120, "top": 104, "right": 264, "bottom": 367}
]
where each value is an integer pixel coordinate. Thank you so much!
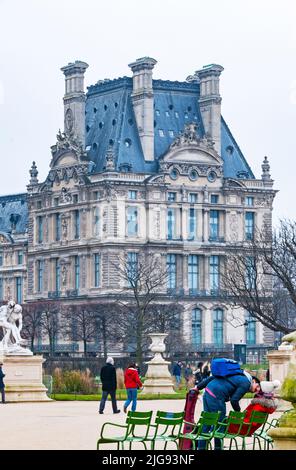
[{"left": 0, "top": 57, "right": 277, "bottom": 356}]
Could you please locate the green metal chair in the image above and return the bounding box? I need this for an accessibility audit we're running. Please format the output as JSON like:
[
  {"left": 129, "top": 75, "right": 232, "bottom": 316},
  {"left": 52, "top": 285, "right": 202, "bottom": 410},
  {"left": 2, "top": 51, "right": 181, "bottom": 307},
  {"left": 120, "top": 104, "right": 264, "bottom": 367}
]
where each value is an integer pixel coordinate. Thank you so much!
[
  {"left": 97, "top": 410, "right": 153, "bottom": 450},
  {"left": 253, "top": 417, "right": 279, "bottom": 450},
  {"left": 228, "top": 410, "right": 268, "bottom": 450},
  {"left": 144, "top": 411, "right": 184, "bottom": 450},
  {"left": 179, "top": 411, "right": 221, "bottom": 450},
  {"left": 212, "top": 411, "right": 247, "bottom": 450}
]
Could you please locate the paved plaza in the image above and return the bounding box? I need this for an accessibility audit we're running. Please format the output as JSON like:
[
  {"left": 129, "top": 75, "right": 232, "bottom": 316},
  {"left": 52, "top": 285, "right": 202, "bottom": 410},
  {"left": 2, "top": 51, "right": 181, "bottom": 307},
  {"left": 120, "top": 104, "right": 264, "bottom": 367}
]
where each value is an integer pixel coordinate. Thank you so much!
[{"left": 0, "top": 398, "right": 282, "bottom": 450}]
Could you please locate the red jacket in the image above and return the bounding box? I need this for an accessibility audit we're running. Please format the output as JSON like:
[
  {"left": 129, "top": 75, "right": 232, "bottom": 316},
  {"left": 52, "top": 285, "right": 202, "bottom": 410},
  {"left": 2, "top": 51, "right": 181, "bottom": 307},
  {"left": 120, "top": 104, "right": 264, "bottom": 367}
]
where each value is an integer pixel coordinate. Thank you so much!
[
  {"left": 228, "top": 395, "right": 277, "bottom": 436},
  {"left": 124, "top": 368, "right": 142, "bottom": 389}
]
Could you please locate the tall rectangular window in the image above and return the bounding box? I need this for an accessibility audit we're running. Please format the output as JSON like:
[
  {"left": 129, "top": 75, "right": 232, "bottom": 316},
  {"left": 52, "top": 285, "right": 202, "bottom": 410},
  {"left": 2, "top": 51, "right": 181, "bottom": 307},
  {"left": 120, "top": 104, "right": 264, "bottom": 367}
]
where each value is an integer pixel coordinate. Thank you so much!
[
  {"left": 0, "top": 252, "right": 3, "bottom": 266},
  {"left": 17, "top": 250, "right": 23, "bottom": 265},
  {"left": 167, "top": 254, "right": 176, "bottom": 289},
  {"left": 188, "top": 255, "right": 199, "bottom": 291},
  {"left": 167, "top": 208, "right": 175, "bottom": 240},
  {"left": 246, "top": 256, "right": 256, "bottom": 289},
  {"left": 213, "top": 309, "right": 224, "bottom": 345},
  {"left": 127, "top": 252, "right": 138, "bottom": 287},
  {"left": 210, "top": 255, "right": 220, "bottom": 292},
  {"left": 37, "top": 216, "right": 43, "bottom": 243},
  {"left": 55, "top": 213, "right": 61, "bottom": 241},
  {"left": 192, "top": 308, "right": 202, "bottom": 345},
  {"left": 245, "top": 212, "right": 255, "bottom": 240},
  {"left": 210, "top": 210, "right": 219, "bottom": 240},
  {"left": 74, "top": 210, "right": 80, "bottom": 239},
  {"left": 127, "top": 207, "right": 138, "bottom": 236},
  {"left": 74, "top": 256, "right": 80, "bottom": 290},
  {"left": 0, "top": 278, "right": 3, "bottom": 300},
  {"left": 188, "top": 208, "right": 197, "bottom": 240},
  {"left": 55, "top": 259, "right": 60, "bottom": 292},
  {"left": 16, "top": 277, "right": 22, "bottom": 304},
  {"left": 94, "top": 254, "right": 100, "bottom": 287},
  {"left": 37, "top": 260, "right": 43, "bottom": 292},
  {"left": 246, "top": 312, "right": 256, "bottom": 344}
]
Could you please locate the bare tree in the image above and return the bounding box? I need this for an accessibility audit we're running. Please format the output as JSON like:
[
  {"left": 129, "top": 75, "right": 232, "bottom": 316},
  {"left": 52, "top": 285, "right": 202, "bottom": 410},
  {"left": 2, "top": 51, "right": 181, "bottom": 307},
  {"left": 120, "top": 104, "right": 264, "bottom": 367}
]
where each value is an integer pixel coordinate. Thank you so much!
[
  {"left": 62, "top": 303, "right": 97, "bottom": 357},
  {"left": 39, "top": 301, "right": 61, "bottom": 356},
  {"left": 92, "top": 302, "right": 122, "bottom": 360},
  {"left": 147, "top": 302, "right": 185, "bottom": 355},
  {"left": 221, "top": 220, "right": 296, "bottom": 334},
  {"left": 21, "top": 303, "right": 43, "bottom": 351},
  {"left": 114, "top": 251, "right": 170, "bottom": 365}
]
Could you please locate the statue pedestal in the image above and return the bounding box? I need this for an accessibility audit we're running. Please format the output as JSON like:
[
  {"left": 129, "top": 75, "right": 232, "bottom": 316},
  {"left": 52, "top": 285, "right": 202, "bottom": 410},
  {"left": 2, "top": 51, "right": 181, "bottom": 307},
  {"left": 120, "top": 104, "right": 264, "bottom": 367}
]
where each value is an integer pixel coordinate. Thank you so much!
[
  {"left": 2, "top": 355, "right": 51, "bottom": 402},
  {"left": 142, "top": 334, "right": 175, "bottom": 395},
  {"left": 267, "top": 349, "right": 293, "bottom": 384}
]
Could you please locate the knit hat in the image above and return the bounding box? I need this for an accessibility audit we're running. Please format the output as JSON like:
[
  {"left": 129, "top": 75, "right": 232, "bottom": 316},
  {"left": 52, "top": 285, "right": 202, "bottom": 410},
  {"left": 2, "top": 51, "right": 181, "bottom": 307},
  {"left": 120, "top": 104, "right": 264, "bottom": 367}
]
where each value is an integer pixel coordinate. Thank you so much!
[
  {"left": 260, "top": 380, "right": 281, "bottom": 394},
  {"left": 106, "top": 357, "right": 114, "bottom": 365}
]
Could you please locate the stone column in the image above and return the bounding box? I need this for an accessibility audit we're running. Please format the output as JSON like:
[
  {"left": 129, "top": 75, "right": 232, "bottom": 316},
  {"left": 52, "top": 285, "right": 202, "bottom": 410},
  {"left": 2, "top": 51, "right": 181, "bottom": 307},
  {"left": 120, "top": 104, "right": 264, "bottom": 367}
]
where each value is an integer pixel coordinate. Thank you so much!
[
  {"left": 203, "top": 209, "right": 209, "bottom": 242},
  {"left": 204, "top": 307, "right": 212, "bottom": 344}
]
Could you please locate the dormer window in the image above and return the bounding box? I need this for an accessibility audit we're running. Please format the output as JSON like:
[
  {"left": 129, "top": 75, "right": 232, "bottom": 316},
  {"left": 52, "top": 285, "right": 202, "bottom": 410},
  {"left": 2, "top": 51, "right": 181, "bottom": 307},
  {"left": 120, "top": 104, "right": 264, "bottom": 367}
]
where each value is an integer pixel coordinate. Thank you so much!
[
  {"left": 159, "top": 129, "right": 164, "bottom": 137},
  {"left": 169, "top": 130, "right": 174, "bottom": 138}
]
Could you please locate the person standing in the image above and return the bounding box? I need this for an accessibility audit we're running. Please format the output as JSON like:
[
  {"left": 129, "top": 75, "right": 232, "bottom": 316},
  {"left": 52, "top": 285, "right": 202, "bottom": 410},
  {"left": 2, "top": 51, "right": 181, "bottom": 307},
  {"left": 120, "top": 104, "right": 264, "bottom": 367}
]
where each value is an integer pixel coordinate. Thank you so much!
[
  {"left": 123, "top": 363, "right": 143, "bottom": 413},
  {"left": 196, "top": 371, "right": 261, "bottom": 450},
  {"left": 99, "top": 357, "right": 120, "bottom": 414},
  {"left": 184, "top": 364, "right": 193, "bottom": 386},
  {"left": 0, "top": 363, "right": 6, "bottom": 404},
  {"left": 172, "top": 361, "right": 182, "bottom": 386}
]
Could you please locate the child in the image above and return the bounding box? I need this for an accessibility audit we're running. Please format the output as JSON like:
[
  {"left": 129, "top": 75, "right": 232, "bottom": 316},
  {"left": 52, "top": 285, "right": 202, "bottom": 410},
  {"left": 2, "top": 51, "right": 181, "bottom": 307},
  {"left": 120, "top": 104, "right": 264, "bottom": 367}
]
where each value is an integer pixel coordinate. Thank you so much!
[{"left": 228, "top": 380, "right": 281, "bottom": 436}]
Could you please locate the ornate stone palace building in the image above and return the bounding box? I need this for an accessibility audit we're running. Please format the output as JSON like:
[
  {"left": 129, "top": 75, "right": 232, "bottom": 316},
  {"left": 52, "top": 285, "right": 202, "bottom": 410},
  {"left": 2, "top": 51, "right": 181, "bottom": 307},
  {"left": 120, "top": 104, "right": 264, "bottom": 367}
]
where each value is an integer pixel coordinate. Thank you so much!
[{"left": 0, "top": 58, "right": 276, "bottom": 358}]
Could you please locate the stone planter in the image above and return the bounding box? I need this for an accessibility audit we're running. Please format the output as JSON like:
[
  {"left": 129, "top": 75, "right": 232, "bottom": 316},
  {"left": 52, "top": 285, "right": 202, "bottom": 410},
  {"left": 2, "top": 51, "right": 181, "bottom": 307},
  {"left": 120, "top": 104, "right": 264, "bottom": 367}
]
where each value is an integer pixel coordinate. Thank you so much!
[
  {"left": 268, "top": 359, "right": 296, "bottom": 449},
  {"left": 142, "top": 333, "right": 175, "bottom": 395}
]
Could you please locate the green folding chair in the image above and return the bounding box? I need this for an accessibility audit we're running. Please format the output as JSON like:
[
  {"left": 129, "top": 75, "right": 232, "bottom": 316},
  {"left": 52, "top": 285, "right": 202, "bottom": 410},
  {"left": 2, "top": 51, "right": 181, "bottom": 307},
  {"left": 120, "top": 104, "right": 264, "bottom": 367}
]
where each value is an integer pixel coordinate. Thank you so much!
[
  {"left": 229, "top": 410, "right": 268, "bottom": 450},
  {"left": 212, "top": 411, "right": 247, "bottom": 450},
  {"left": 144, "top": 411, "right": 184, "bottom": 450},
  {"left": 179, "top": 411, "right": 221, "bottom": 450},
  {"left": 97, "top": 410, "right": 153, "bottom": 450},
  {"left": 253, "top": 416, "right": 278, "bottom": 450}
]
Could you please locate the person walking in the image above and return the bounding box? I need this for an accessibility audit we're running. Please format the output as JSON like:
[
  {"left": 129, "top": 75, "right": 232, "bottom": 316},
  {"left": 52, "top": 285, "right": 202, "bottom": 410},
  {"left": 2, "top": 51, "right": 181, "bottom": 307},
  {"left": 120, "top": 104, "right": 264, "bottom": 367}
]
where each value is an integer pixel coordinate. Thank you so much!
[
  {"left": 99, "top": 357, "right": 120, "bottom": 414},
  {"left": 172, "top": 361, "right": 182, "bottom": 387},
  {"left": 184, "top": 364, "right": 193, "bottom": 387},
  {"left": 0, "top": 363, "right": 6, "bottom": 404},
  {"left": 196, "top": 369, "right": 261, "bottom": 450},
  {"left": 123, "top": 362, "right": 143, "bottom": 413}
]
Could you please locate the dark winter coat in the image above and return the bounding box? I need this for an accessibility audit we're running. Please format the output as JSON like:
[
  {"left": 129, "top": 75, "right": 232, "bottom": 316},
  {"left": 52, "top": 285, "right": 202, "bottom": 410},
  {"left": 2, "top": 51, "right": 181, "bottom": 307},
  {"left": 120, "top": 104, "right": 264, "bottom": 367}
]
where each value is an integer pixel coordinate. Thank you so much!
[
  {"left": 172, "top": 363, "right": 181, "bottom": 376},
  {"left": 100, "top": 363, "right": 117, "bottom": 391},
  {"left": 0, "top": 368, "right": 5, "bottom": 389},
  {"left": 196, "top": 373, "right": 251, "bottom": 411}
]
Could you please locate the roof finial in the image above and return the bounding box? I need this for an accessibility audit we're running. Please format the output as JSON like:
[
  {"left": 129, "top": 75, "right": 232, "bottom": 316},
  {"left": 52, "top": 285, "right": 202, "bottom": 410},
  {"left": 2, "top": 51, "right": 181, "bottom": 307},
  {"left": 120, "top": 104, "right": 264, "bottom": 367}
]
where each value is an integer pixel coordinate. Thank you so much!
[
  {"left": 261, "top": 156, "right": 271, "bottom": 181},
  {"left": 29, "top": 161, "right": 39, "bottom": 185}
]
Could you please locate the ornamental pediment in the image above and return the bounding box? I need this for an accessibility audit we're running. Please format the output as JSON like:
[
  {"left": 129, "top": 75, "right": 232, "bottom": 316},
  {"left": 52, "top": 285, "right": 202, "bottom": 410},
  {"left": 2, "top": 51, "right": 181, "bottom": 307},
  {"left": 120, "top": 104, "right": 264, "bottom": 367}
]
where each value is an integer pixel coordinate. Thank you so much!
[
  {"left": 161, "top": 123, "right": 222, "bottom": 166},
  {"left": 50, "top": 130, "right": 89, "bottom": 169}
]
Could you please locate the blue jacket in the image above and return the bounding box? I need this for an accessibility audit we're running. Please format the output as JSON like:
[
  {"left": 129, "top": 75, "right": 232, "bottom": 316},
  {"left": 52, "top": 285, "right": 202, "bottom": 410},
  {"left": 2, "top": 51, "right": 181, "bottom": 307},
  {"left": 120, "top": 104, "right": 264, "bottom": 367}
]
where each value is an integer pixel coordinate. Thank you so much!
[
  {"left": 196, "top": 373, "right": 251, "bottom": 411},
  {"left": 172, "top": 363, "right": 181, "bottom": 376},
  {"left": 0, "top": 368, "right": 5, "bottom": 388}
]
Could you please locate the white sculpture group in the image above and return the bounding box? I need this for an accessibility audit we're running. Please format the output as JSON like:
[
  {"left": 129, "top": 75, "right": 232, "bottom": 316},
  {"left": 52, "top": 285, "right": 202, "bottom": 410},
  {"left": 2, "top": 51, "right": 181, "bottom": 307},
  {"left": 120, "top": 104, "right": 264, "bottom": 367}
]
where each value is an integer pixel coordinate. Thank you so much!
[{"left": 0, "top": 301, "right": 32, "bottom": 355}]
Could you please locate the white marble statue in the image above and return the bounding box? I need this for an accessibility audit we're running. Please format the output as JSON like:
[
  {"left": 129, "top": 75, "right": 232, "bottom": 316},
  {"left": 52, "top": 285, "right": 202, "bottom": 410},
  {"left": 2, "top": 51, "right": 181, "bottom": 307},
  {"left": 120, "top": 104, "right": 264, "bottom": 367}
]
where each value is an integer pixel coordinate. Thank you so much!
[{"left": 0, "top": 301, "right": 32, "bottom": 355}]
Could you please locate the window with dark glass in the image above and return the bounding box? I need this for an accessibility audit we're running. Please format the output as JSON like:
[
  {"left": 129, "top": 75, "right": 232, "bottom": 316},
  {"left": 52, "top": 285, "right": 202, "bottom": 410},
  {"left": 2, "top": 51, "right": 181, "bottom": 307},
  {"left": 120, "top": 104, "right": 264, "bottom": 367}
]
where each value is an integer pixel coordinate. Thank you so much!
[
  {"left": 128, "top": 190, "right": 137, "bottom": 200},
  {"left": 74, "top": 256, "right": 80, "bottom": 290},
  {"left": 192, "top": 308, "right": 202, "bottom": 345},
  {"left": 37, "top": 260, "right": 43, "bottom": 292},
  {"left": 167, "top": 254, "right": 176, "bottom": 289},
  {"left": 127, "top": 252, "right": 138, "bottom": 287},
  {"left": 189, "top": 193, "right": 198, "bottom": 203},
  {"left": 213, "top": 308, "right": 223, "bottom": 345},
  {"left": 210, "top": 255, "right": 219, "bottom": 292},
  {"left": 167, "top": 208, "right": 175, "bottom": 240},
  {"left": 167, "top": 192, "right": 176, "bottom": 202},
  {"left": 245, "top": 212, "right": 255, "bottom": 240},
  {"left": 127, "top": 207, "right": 138, "bottom": 236},
  {"left": 56, "top": 213, "right": 61, "bottom": 241},
  {"left": 37, "top": 216, "right": 43, "bottom": 243},
  {"left": 55, "top": 259, "right": 60, "bottom": 292},
  {"left": 245, "top": 256, "right": 256, "bottom": 289},
  {"left": 0, "top": 278, "right": 3, "bottom": 300},
  {"left": 188, "top": 208, "right": 197, "bottom": 240},
  {"left": 74, "top": 210, "right": 80, "bottom": 239},
  {"left": 17, "top": 251, "right": 23, "bottom": 265},
  {"left": 16, "top": 277, "right": 22, "bottom": 304},
  {"left": 210, "top": 210, "right": 219, "bottom": 240},
  {"left": 245, "top": 312, "right": 256, "bottom": 344},
  {"left": 94, "top": 254, "right": 100, "bottom": 287},
  {"left": 188, "top": 255, "right": 199, "bottom": 291},
  {"left": 211, "top": 194, "right": 219, "bottom": 204}
]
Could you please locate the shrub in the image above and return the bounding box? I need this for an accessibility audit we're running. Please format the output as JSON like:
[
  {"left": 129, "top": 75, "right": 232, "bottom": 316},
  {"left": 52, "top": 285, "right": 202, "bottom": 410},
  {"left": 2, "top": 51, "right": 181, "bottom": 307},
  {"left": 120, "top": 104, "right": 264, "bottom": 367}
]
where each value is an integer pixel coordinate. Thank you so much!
[{"left": 52, "top": 368, "right": 97, "bottom": 394}]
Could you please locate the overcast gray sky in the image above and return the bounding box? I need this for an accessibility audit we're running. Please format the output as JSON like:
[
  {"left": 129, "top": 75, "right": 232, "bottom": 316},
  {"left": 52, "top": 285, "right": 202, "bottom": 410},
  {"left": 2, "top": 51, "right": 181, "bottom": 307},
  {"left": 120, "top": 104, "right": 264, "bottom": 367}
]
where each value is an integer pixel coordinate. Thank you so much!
[{"left": 0, "top": 0, "right": 295, "bottom": 223}]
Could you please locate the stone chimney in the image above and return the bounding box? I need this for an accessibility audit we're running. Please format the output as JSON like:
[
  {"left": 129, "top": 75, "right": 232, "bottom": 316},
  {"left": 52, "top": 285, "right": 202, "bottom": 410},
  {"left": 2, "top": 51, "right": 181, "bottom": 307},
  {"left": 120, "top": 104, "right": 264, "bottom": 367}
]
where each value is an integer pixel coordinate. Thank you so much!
[
  {"left": 60, "top": 60, "right": 89, "bottom": 146},
  {"left": 196, "top": 64, "right": 224, "bottom": 154},
  {"left": 128, "top": 57, "right": 157, "bottom": 161}
]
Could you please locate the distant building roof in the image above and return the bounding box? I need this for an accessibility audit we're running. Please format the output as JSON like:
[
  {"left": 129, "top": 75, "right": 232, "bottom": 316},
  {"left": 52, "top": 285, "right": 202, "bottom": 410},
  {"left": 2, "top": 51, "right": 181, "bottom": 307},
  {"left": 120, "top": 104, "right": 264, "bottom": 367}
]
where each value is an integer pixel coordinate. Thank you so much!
[
  {"left": 0, "top": 193, "right": 28, "bottom": 236},
  {"left": 85, "top": 77, "right": 254, "bottom": 179}
]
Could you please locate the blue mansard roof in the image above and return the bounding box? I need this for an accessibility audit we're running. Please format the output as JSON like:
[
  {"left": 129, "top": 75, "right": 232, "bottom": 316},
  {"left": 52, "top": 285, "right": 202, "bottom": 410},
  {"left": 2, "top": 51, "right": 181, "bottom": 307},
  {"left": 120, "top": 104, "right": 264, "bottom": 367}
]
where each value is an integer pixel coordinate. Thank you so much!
[
  {"left": 85, "top": 77, "right": 254, "bottom": 179},
  {"left": 0, "top": 193, "right": 28, "bottom": 236}
]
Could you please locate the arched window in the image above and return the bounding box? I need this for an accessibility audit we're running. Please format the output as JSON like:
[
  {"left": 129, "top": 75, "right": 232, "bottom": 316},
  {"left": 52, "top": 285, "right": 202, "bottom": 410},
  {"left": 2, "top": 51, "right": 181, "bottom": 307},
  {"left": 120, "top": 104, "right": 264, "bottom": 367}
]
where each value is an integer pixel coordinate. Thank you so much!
[
  {"left": 192, "top": 308, "right": 202, "bottom": 346},
  {"left": 213, "top": 308, "right": 224, "bottom": 345}
]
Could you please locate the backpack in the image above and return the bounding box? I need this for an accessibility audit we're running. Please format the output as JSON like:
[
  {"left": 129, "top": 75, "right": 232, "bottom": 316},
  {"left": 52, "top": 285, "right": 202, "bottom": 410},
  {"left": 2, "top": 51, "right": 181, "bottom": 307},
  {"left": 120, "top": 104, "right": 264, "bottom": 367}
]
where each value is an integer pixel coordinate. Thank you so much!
[{"left": 211, "top": 358, "right": 244, "bottom": 378}]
